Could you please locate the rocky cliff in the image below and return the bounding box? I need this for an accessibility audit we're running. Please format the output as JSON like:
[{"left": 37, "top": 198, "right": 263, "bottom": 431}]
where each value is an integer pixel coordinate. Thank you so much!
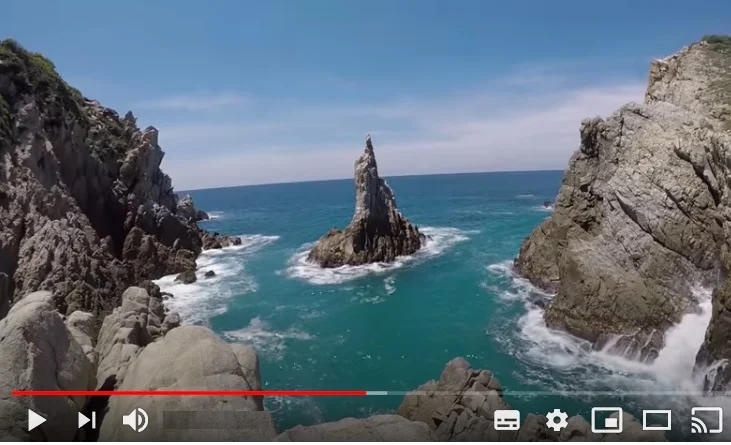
[
  {"left": 515, "top": 36, "right": 731, "bottom": 377},
  {"left": 308, "top": 135, "right": 425, "bottom": 267},
  {"left": 0, "top": 39, "right": 232, "bottom": 322}
]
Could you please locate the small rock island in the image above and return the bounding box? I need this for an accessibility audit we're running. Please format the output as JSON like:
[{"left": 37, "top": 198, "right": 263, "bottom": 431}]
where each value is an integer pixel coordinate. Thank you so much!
[{"left": 307, "top": 135, "right": 425, "bottom": 267}]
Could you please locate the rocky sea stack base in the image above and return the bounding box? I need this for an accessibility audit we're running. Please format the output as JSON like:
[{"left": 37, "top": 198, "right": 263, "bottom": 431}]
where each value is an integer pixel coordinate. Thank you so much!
[
  {"left": 515, "top": 36, "right": 731, "bottom": 385},
  {"left": 308, "top": 135, "right": 425, "bottom": 267}
]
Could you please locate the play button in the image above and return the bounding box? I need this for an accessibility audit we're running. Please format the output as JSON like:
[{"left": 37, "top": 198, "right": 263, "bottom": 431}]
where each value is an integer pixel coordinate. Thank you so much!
[
  {"left": 27, "top": 409, "right": 46, "bottom": 431},
  {"left": 78, "top": 412, "right": 90, "bottom": 429}
]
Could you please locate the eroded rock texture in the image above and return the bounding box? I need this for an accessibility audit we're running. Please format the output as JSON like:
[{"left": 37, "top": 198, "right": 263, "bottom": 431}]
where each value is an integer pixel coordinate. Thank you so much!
[
  {"left": 515, "top": 38, "right": 731, "bottom": 368},
  {"left": 0, "top": 40, "right": 228, "bottom": 320},
  {"left": 308, "top": 135, "right": 424, "bottom": 267}
]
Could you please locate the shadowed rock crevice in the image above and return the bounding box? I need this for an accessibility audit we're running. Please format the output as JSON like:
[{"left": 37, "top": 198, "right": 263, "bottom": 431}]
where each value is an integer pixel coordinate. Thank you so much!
[{"left": 307, "top": 135, "right": 425, "bottom": 267}]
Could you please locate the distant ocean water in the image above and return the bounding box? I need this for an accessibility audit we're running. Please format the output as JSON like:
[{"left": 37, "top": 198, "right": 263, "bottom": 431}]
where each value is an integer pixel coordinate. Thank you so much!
[{"left": 155, "top": 171, "right": 725, "bottom": 438}]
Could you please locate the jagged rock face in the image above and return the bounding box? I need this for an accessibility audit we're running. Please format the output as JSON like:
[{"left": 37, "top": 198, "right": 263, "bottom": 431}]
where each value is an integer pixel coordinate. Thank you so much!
[
  {"left": 515, "top": 39, "right": 731, "bottom": 361},
  {"left": 0, "top": 40, "right": 224, "bottom": 320},
  {"left": 308, "top": 136, "right": 424, "bottom": 267},
  {"left": 177, "top": 195, "right": 209, "bottom": 222},
  {"left": 396, "top": 358, "right": 664, "bottom": 442}
]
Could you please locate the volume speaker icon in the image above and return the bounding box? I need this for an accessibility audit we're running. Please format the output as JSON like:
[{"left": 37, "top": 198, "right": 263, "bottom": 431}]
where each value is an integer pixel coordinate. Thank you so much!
[{"left": 122, "top": 408, "right": 149, "bottom": 433}]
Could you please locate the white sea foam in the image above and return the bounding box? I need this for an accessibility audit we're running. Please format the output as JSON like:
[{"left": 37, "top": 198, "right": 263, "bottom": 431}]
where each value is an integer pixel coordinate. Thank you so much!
[
  {"left": 285, "top": 226, "right": 472, "bottom": 285},
  {"left": 154, "top": 234, "right": 280, "bottom": 324},
  {"left": 205, "top": 211, "right": 225, "bottom": 220},
  {"left": 384, "top": 276, "right": 396, "bottom": 295},
  {"left": 223, "top": 316, "right": 314, "bottom": 358},
  {"left": 516, "top": 194, "right": 536, "bottom": 199},
  {"left": 533, "top": 205, "right": 554, "bottom": 212},
  {"left": 487, "top": 259, "right": 723, "bottom": 429}
]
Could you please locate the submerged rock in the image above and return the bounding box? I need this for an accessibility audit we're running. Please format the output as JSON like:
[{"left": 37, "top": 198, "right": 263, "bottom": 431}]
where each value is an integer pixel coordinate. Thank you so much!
[
  {"left": 204, "top": 270, "right": 216, "bottom": 278},
  {"left": 514, "top": 38, "right": 731, "bottom": 361},
  {"left": 308, "top": 136, "right": 425, "bottom": 267},
  {"left": 174, "top": 269, "right": 197, "bottom": 284}
]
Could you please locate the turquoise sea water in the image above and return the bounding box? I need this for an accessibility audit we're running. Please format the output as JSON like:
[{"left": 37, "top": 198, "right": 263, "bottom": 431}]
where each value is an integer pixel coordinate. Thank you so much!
[{"left": 154, "top": 171, "right": 726, "bottom": 439}]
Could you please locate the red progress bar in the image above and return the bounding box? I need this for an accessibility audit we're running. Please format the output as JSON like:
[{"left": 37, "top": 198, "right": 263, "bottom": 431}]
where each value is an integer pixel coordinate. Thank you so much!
[{"left": 12, "top": 390, "right": 367, "bottom": 397}]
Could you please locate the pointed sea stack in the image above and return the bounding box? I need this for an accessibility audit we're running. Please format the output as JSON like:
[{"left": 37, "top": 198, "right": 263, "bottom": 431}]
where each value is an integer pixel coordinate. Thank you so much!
[{"left": 307, "top": 136, "right": 425, "bottom": 267}]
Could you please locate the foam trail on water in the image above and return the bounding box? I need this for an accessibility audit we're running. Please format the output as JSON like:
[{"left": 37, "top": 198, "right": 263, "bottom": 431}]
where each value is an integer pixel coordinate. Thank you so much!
[
  {"left": 384, "top": 276, "right": 396, "bottom": 295},
  {"left": 155, "top": 234, "right": 280, "bottom": 324},
  {"left": 204, "top": 211, "right": 225, "bottom": 220},
  {"left": 223, "top": 316, "right": 314, "bottom": 359},
  {"left": 285, "top": 226, "right": 472, "bottom": 285}
]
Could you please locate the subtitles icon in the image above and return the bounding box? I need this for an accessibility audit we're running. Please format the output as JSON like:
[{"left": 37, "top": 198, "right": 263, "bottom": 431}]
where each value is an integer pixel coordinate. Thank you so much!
[
  {"left": 642, "top": 410, "right": 671, "bottom": 431},
  {"left": 691, "top": 407, "right": 723, "bottom": 434},
  {"left": 591, "top": 407, "right": 623, "bottom": 434},
  {"left": 494, "top": 409, "right": 521, "bottom": 431}
]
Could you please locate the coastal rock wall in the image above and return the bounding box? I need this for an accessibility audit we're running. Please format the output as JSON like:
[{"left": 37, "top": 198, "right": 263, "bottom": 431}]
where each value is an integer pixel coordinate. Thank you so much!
[
  {"left": 0, "top": 39, "right": 223, "bottom": 320},
  {"left": 515, "top": 38, "right": 731, "bottom": 370}
]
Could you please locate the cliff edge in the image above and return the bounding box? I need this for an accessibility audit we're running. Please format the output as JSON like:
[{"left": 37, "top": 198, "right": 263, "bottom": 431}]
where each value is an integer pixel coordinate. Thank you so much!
[
  {"left": 0, "top": 39, "right": 233, "bottom": 322},
  {"left": 514, "top": 36, "right": 731, "bottom": 383}
]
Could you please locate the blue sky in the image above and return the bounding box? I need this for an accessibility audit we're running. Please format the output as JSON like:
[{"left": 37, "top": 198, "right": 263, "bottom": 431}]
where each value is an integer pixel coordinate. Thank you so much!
[{"left": 3, "top": 0, "right": 729, "bottom": 189}]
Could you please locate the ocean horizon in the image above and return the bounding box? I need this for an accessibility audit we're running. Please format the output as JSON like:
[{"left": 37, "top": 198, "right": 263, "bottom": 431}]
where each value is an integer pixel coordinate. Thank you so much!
[{"left": 176, "top": 169, "right": 566, "bottom": 193}]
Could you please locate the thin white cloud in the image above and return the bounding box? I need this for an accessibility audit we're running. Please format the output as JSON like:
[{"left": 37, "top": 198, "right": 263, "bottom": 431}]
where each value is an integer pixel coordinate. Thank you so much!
[
  {"left": 137, "top": 91, "right": 251, "bottom": 112},
  {"left": 158, "top": 81, "right": 645, "bottom": 190}
]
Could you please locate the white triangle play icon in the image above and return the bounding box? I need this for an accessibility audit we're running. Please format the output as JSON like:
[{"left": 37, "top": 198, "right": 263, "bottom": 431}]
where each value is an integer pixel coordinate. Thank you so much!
[
  {"left": 28, "top": 409, "right": 46, "bottom": 431},
  {"left": 78, "top": 412, "right": 90, "bottom": 429}
]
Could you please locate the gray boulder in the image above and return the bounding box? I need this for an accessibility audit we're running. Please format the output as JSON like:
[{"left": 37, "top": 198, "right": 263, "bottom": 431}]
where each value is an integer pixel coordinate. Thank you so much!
[
  {"left": 95, "top": 287, "right": 165, "bottom": 386},
  {"left": 98, "top": 326, "right": 276, "bottom": 441},
  {"left": 308, "top": 135, "right": 424, "bottom": 267},
  {"left": 175, "top": 269, "right": 197, "bottom": 284},
  {"left": 0, "top": 291, "right": 95, "bottom": 441},
  {"left": 65, "top": 310, "right": 98, "bottom": 368},
  {"left": 275, "top": 415, "right": 434, "bottom": 441}
]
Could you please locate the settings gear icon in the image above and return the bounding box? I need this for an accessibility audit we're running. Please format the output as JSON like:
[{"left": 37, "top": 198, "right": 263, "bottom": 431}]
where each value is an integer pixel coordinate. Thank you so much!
[{"left": 545, "top": 408, "right": 569, "bottom": 432}]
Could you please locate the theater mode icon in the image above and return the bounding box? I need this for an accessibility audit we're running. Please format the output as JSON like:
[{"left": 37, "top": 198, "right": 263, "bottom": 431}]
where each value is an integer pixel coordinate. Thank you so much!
[
  {"left": 494, "top": 409, "right": 521, "bottom": 431},
  {"left": 642, "top": 409, "right": 671, "bottom": 431}
]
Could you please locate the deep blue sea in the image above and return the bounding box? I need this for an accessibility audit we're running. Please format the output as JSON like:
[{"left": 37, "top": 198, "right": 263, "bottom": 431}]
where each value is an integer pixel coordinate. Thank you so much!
[{"left": 154, "top": 171, "right": 725, "bottom": 439}]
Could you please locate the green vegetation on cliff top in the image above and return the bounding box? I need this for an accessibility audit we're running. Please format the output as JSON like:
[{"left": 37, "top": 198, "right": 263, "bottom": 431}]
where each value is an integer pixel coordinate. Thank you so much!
[
  {"left": 0, "top": 39, "right": 133, "bottom": 160},
  {"left": 0, "top": 39, "right": 84, "bottom": 120}
]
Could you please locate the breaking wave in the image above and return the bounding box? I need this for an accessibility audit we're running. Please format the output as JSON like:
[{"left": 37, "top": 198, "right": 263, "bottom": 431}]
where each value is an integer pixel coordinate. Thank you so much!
[
  {"left": 222, "top": 316, "right": 314, "bottom": 359},
  {"left": 487, "top": 259, "right": 726, "bottom": 435},
  {"left": 284, "top": 226, "right": 472, "bottom": 285},
  {"left": 203, "top": 211, "right": 225, "bottom": 220},
  {"left": 155, "top": 234, "right": 280, "bottom": 324}
]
